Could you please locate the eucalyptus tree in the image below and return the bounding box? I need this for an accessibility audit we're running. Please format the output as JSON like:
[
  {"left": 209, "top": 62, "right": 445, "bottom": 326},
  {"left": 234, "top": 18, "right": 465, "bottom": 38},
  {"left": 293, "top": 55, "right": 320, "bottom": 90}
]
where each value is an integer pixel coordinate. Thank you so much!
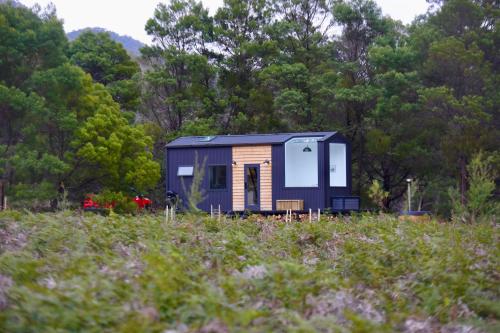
[
  {"left": 329, "top": 0, "right": 394, "bottom": 194},
  {"left": 256, "top": 0, "right": 334, "bottom": 130},
  {"left": 269, "top": 0, "right": 333, "bottom": 66},
  {"left": 212, "top": 0, "right": 276, "bottom": 132},
  {"left": 141, "top": 0, "right": 218, "bottom": 135}
]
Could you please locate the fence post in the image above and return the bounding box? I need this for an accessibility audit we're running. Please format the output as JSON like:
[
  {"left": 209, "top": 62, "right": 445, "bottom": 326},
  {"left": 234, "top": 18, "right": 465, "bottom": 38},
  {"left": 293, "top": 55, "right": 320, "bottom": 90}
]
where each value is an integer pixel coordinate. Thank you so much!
[
  {"left": 317, "top": 208, "right": 320, "bottom": 222},
  {"left": 218, "top": 204, "right": 221, "bottom": 222},
  {"left": 309, "top": 208, "right": 312, "bottom": 223},
  {"left": 0, "top": 181, "right": 4, "bottom": 211}
]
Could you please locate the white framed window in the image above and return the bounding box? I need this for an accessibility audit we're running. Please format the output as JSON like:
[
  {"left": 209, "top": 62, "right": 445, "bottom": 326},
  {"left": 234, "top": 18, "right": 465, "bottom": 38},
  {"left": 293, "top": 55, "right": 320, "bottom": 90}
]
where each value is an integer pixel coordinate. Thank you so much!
[
  {"left": 285, "top": 137, "right": 321, "bottom": 187},
  {"left": 177, "top": 166, "right": 194, "bottom": 176},
  {"left": 329, "top": 143, "right": 346, "bottom": 187}
]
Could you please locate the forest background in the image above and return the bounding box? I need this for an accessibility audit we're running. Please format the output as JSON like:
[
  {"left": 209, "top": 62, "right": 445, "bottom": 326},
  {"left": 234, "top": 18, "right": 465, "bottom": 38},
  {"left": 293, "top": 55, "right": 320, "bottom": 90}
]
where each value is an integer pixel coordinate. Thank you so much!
[{"left": 0, "top": 0, "right": 498, "bottom": 215}]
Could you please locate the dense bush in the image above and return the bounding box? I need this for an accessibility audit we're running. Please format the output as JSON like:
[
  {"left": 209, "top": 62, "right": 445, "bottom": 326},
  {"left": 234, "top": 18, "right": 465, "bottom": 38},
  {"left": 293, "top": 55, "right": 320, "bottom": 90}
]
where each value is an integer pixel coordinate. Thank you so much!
[
  {"left": 0, "top": 212, "right": 498, "bottom": 332},
  {"left": 449, "top": 152, "right": 499, "bottom": 224},
  {"left": 94, "top": 190, "right": 138, "bottom": 215}
]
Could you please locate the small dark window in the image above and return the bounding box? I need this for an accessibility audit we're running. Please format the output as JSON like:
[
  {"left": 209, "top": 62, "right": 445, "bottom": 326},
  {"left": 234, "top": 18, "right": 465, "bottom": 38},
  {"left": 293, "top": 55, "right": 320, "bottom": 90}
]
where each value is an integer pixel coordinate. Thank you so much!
[{"left": 209, "top": 165, "right": 227, "bottom": 190}]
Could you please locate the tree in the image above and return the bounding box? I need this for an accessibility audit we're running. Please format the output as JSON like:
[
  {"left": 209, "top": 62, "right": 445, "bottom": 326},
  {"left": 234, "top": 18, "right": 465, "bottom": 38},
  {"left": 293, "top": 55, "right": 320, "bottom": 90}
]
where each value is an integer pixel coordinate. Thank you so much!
[
  {"left": 0, "top": 2, "right": 69, "bottom": 207},
  {"left": 258, "top": 63, "right": 311, "bottom": 130},
  {"left": 254, "top": 0, "right": 335, "bottom": 131},
  {"left": 0, "top": 2, "right": 67, "bottom": 86},
  {"left": 329, "top": 0, "right": 393, "bottom": 194},
  {"left": 7, "top": 64, "right": 160, "bottom": 204},
  {"left": 72, "top": 98, "right": 160, "bottom": 193},
  {"left": 0, "top": 84, "right": 50, "bottom": 204},
  {"left": 0, "top": 3, "right": 160, "bottom": 208},
  {"left": 413, "top": 0, "right": 499, "bottom": 204},
  {"left": 68, "top": 31, "right": 141, "bottom": 112},
  {"left": 359, "top": 23, "right": 429, "bottom": 209},
  {"left": 213, "top": 0, "right": 275, "bottom": 132},
  {"left": 141, "top": 0, "right": 218, "bottom": 134},
  {"left": 270, "top": 0, "right": 333, "bottom": 67}
]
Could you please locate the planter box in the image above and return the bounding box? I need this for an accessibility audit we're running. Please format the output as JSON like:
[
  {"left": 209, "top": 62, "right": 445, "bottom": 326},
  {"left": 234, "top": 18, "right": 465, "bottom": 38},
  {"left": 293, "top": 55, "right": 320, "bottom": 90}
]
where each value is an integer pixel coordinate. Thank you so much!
[{"left": 276, "top": 200, "right": 304, "bottom": 211}]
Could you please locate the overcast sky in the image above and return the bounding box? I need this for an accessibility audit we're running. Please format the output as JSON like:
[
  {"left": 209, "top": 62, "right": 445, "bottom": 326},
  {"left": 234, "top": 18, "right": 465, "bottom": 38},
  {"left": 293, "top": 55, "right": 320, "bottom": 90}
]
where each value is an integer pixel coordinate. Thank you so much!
[{"left": 21, "top": 0, "right": 430, "bottom": 43}]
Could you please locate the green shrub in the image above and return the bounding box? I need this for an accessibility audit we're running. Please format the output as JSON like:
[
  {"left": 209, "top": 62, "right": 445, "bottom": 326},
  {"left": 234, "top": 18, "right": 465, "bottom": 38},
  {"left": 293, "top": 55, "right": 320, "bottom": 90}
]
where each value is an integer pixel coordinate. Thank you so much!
[
  {"left": 450, "top": 152, "right": 499, "bottom": 223},
  {"left": 368, "top": 180, "right": 389, "bottom": 211},
  {"left": 8, "top": 181, "right": 56, "bottom": 210},
  {"left": 94, "top": 190, "right": 137, "bottom": 214},
  {"left": 181, "top": 152, "right": 207, "bottom": 213}
]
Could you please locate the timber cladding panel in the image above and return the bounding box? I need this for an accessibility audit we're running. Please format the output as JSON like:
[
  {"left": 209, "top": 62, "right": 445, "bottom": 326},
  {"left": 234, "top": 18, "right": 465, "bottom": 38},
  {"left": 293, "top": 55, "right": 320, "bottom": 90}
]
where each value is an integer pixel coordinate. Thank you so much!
[{"left": 232, "top": 145, "right": 272, "bottom": 211}]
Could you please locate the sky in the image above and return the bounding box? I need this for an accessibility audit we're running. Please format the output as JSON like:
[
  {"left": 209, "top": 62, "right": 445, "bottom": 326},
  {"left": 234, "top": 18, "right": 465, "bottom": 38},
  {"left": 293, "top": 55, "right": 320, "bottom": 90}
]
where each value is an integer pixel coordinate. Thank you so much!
[{"left": 21, "top": 0, "right": 430, "bottom": 44}]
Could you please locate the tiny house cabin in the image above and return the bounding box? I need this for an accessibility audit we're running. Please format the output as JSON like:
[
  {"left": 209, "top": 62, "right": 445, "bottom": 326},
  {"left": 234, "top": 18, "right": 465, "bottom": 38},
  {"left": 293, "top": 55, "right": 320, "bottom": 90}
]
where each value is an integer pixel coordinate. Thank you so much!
[{"left": 165, "top": 132, "right": 359, "bottom": 213}]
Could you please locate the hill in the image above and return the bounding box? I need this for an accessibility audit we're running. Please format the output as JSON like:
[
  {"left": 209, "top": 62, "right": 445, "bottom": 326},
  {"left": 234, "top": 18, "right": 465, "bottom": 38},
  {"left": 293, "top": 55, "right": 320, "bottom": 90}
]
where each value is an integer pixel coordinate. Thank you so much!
[
  {"left": 0, "top": 2, "right": 144, "bottom": 57},
  {"left": 67, "top": 27, "right": 144, "bottom": 57},
  {"left": 0, "top": 0, "right": 23, "bottom": 7}
]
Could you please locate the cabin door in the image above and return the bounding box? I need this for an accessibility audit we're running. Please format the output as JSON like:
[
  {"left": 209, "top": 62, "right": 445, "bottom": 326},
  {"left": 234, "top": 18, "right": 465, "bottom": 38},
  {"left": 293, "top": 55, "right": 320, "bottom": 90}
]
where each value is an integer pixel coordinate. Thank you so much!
[{"left": 244, "top": 164, "right": 260, "bottom": 211}]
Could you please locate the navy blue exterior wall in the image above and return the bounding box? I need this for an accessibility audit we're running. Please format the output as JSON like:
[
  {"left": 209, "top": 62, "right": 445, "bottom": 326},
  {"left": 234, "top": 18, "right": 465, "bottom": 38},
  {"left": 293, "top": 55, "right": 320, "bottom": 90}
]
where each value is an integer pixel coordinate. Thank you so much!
[
  {"left": 271, "top": 142, "right": 327, "bottom": 210},
  {"left": 166, "top": 147, "right": 232, "bottom": 212}
]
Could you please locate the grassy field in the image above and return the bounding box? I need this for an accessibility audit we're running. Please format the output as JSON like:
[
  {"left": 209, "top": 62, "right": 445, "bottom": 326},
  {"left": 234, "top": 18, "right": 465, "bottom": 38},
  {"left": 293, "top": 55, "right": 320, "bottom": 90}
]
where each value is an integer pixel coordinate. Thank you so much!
[{"left": 0, "top": 211, "right": 498, "bottom": 333}]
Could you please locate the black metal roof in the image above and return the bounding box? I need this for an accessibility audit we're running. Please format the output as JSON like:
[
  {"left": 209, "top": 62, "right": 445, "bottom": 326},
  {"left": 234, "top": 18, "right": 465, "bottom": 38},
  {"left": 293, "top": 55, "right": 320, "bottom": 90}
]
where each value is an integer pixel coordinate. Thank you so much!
[{"left": 165, "top": 131, "right": 338, "bottom": 148}]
